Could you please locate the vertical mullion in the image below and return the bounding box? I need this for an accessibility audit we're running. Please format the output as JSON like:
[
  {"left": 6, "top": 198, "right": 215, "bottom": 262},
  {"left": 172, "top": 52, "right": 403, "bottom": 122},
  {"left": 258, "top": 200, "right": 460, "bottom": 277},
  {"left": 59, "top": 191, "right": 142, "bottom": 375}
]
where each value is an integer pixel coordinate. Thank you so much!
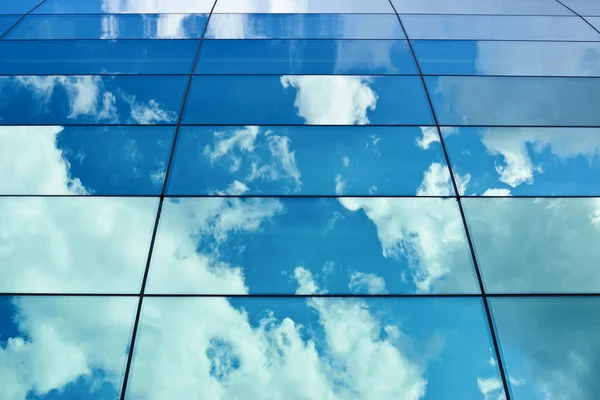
[{"left": 0, "top": 0, "right": 48, "bottom": 40}]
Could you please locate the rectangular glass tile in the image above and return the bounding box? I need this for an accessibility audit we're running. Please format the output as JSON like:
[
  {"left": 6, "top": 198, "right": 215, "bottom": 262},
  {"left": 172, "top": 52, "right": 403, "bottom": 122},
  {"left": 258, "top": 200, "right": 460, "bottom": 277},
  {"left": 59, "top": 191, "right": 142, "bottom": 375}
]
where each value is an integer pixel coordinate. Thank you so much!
[
  {"left": 127, "top": 297, "right": 499, "bottom": 399},
  {"left": 196, "top": 40, "right": 417, "bottom": 75},
  {"left": 213, "top": 0, "right": 394, "bottom": 13},
  {"left": 0, "top": 126, "right": 175, "bottom": 195},
  {"left": 6, "top": 14, "right": 208, "bottom": 39},
  {"left": 443, "top": 127, "right": 600, "bottom": 196},
  {"left": 401, "top": 15, "right": 600, "bottom": 41},
  {"left": 167, "top": 126, "right": 451, "bottom": 196},
  {"left": 0, "top": 296, "right": 137, "bottom": 399},
  {"left": 426, "top": 76, "right": 600, "bottom": 126},
  {"left": 205, "top": 13, "right": 405, "bottom": 39},
  {"left": 414, "top": 41, "right": 600, "bottom": 76},
  {"left": 0, "top": 40, "right": 198, "bottom": 74},
  {"left": 147, "top": 197, "right": 478, "bottom": 294},
  {"left": 183, "top": 75, "right": 434, "bottom": 125},
  {"left": 0, "top": 75, "right": 187, "bottom": 124},
  {"left": 0, "top": 15, "right": 19, "bottom": 36},
  {"left": 490, "top": 297, "right": 600, "bottom": 400},
  {"left": 463, "top": 198, "right": 600, "bottom": 293},
  {"left": 391, "top": 0, "right": 572, "bottom": 15},
  {"left": 562, "top": 0, "right": 600, "bottom": 16},
  {"left": 0, "top": 0, "right": 42, "bottom": 14},
  {"left": 34, "top": 0, "right": 215, "bottom": 14},
  {"left": 0, "top": 197, "right": 158, "bottom": 293},
  {"left": 587, "top": 16, "right": 600, "bottom": 30}
]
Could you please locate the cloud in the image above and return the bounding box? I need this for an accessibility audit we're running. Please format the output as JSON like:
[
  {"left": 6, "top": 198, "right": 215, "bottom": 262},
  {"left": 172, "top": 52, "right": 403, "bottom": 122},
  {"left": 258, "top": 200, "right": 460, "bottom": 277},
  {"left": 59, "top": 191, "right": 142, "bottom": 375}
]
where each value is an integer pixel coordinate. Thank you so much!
[
  {"left": 348, "top": 272, "right": 387, "bottom": 294},
  {"left": 477, "top": 377, "right": 505, "bottom": 400},
  {"left": 482, "top": 188, "right": 511, "bottom": 196},
  {"left": 415, "top": 127, "right": 440, "bottom": 150},
  {"left": 122, "top": 96, "right": 178, "bottom": 124},
  {"left": 334, "top": 174, "right": 346, "bottom": 195}
]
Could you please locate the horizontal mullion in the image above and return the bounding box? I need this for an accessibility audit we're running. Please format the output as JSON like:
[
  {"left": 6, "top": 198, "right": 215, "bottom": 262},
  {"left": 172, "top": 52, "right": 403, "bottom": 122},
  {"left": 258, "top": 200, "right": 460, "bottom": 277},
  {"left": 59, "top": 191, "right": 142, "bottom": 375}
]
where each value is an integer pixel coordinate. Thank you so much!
[{"left": 2, "top": 292, "right": 599, "bottom": 297}]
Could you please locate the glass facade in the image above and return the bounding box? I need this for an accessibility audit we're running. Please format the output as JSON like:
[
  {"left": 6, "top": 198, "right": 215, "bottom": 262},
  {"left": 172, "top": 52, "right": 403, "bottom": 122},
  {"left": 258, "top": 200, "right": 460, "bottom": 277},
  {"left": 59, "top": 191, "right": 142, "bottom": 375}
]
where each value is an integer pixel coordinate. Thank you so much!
[{"left": 1, "top": 1, "right": 599, "bottom": 400}]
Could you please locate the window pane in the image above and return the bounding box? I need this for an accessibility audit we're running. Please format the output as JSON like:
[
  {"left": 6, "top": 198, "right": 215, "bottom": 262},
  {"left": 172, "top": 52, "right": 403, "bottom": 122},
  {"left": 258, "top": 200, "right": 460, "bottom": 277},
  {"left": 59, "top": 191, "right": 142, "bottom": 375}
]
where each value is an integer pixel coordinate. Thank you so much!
[
  {"left": 127, "top": 297, "right": 500, "bottom": 399},
  {"left": 0, "top": 0, "right": 42, "bottom": 14},
  {"left": 562, "top": 0, "right": 600, "bottom": 16},
  {"left": 206, "top": 14, "right": 404, "bottom": 39},
  {"left": 443, "top": 127, "right": 600, "bottom": 196},
  {"left": 146, "top": 197, "right": 478, "bottom": 294},
  {"left": 183, "top": 75, "right": 434, "bottom": 125},
  {"left": 415, "top": 41, "right": 600, "bottom": 76},
  {"left": 490, "top": 297, "right": 600, "bottom": 400},
  {"left": 0, "top": 15, "right": 19, "bottom": 36},
  {"left": 0, "top": 126, "right": 175, "bottom": 195},
  {"left": 426, "top": 76, "right": 600, "bottom": 126},
  {"left": 588, "top": 16, "right": 600, "bottom": 30},
  {"left": 0, "top": 40, "right": 198, "bottom": 74},
  {"left": 34, "top": 0, "right": 215, "bottom": 14},
  {"left": 0, "top": 296, "right": 137, "bottom": 399},
  {"left": 463, "top": 198, "right": 600, "bottom": 293},
  {"left": 0, "top": 197, "right": 158, "bottom": 293},
  {"left": 213, "top": 0, "right": 394, "bottom": 13},
  {"left": 402, "top": 15, "right": 599, "bottom": 40},
  {"left": 391, "top": 0, "right": 572, "bottom": 15},
  {"left": 6, "top": 14, "right": 208, "bottom": 39},
  {"left": 196, "top": 40, "right": 417, "bottom": 75},
  {"left": 0, "top": 75, "right": 186, "bottom": 125}
]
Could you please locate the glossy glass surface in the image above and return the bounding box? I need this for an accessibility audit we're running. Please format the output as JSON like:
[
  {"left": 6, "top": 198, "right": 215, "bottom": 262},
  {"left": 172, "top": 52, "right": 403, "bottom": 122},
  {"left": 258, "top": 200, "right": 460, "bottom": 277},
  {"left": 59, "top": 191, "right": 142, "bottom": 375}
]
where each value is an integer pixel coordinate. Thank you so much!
[
  {"left": 205, "top": 13, "right": 405, "bottom": 39},
  {"left": 0, "top": 40, "right": 198, "bottom": 74},
  {"left": 34, "top": 0, "right": 215, "bottom": 14},
  {"left": 0, "top": 197, "right": 158, "bottom": 293},
  {"left": 0, "top": 15, "right": 19, "bottom": 36},
  {"left": 443, "top": 127, "right": 600, "bottom": 196},
  {"left": 0, "top": 126, "right": 175, "bottom": 195},
  {"left": 562, "top": 0, "right": 600, "bottom": 16},
  {"left": 588, "top": 16, "right": 600, "bottom": 30},
  {"left": 196, "top": 40, "right": 416, "bottom": 75},
  {"left": 167, "top": 126, "right": 452, "bottom": 196},
  {"left": 0, "top": 296, "right": 137, "bottom": 400},
  {"left": 0, "top": 0, "right": 42, "bottom": 14},
  {"left": 184, "top": 75, "right": 434, "bottom": 125},
  {"left": 6, "top": 14, "right": 208, "bottom": 39},
  {"left": 402, "top": 15, "right": 600, "bottom": 41},
  {"left": 0, "top": 75, "right": 187, "bottom": 124},
  {"left": 426, "top": 76, "right": 600, "bottom": 126},
  {"left": 491, "top": 297, "right": 600, "bottom": 400},
  {"left": 463, "top": 198, "right": 600, "bottom": 293},
  {"left": 146, "top": 197, "right": 478, "bottom": 294},
  {"left": 391, "top": 0, "right": 572, "bottom": 15},
  {"left": 414, "top": 41, "right": 600, "bottom": 76},
  {"left": 213, "top": 0, "right": 394, "bottom": 13}
]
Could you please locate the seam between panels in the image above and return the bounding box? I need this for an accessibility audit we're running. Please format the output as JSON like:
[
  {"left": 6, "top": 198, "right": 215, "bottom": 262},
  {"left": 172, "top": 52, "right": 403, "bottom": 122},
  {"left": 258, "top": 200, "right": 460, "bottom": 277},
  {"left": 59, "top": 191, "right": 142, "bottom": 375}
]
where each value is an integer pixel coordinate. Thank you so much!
[
  {"left": 0, "top": 0, "right": 48, "bottom": 40},
  {"left": 387, "top": 2, "right": 514, "bottom": 399},
  {"left": 554, "top": 0, "right": 600, "bottom": 35},
  {"left": 118, "top": 1, "right": 220, "bottom": 398}
]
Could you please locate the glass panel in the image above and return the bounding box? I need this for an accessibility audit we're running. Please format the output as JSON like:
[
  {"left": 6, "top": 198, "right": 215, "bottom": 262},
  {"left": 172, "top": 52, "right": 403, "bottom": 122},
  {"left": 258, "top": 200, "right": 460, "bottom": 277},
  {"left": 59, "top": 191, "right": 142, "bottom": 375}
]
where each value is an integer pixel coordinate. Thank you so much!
[
  {"left": 0, "top": 15, "right": 19, "bottom": 36},
  {"left": 463, "top": 198, "right": 600, "bottom": 293},
  {"left": 213, "top": 0, "right": 394, "bottom": 13},
  {"left": 34, "top": 0, "right": 215, "bottom": 14},
  {"left": 0, "top": 197, "right": 158, "bottom": 293},
  {"left": 6, "top": 14, "right": 208, "bottom": 39},
  {"left": 391, "top": 0, "right": 572, "bottom": 15},
  {"left": 563, "top": 0, "right": 600, "bottom": 16},
  {"left": 414, "top": 41, "right": 600, "bottom": 77},
  {"left": 0, "top": 296, "right": 137, "bottom": 400},
  {"left": 491, "top": 297, "right": 600, "bottom": 400},
  {"left": 146, "top": 197, "right": 478, "bottom": 294},
  {"left": 0, "top": 75, "right": 187, "bottom": 125},
  {"left": 0, "top": 40, "right": 198, "bottom": 74},
  {"left": 206, "top": 13, "right": 405, "bottom": 39},
  {"left": 402, "top": 15, "right": 600, "bottom": 41},
  {"left": 426, "top": 76, "right": 600, "bottom": 126},
  {"left": 167, "top": 126, "right": 452, "bottom": 196},
  {"left": 196, "top": 40, "right": 416, "bottom": 75},
  {"left": 0, "top": 126, "right": 175, "bottom": 195},
  {"left": 0, "top": 0, "right": 42, "bottom": 14},
  {"left": 588, "top": 16, "right": 600, "bottom": 30},
  {"left": 443, "top": 127, "right": 600, "bottom": 196},
  {"left": 183, "top": 75, "right": 434, "bottom": 125},
  {"left": 127, "top": 297, "right": 499, "bottom": 399}
]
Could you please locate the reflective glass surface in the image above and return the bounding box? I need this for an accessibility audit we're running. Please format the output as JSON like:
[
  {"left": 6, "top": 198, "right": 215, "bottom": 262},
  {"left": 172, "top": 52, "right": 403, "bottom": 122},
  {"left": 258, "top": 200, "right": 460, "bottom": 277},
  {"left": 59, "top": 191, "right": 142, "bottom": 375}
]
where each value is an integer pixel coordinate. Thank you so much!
[
  {"left": 205, "top": 13, "right": 405, "bottom": 39},
  {"left": 391, "top": 0, "right": 572, "bottom": 15},
  {"left": 401, "top": 15, "right": 600, "bottom": 41},
  {"left": 562, "top": 0, "right": 600, "bottom": 16},
  {"left": 0, "top": 75, "right": 187, "bottom": 124},
  {"left": 196, "top": 40, "right": 417, "bottom": 75},
  {"left": 183, "top": 75, "right": 434, "bottom": 125},
  {"left": 443, "top": 127, "right": 600, "bottom": 196},
  {"left": 167, "top": 126, "right": 452, "bottom": 196},
  {"left": 426, "top": 76, "right": 600, "bottom": 126},
  {"left": 34, "top": 0, "right": 216, "bottom": 14},
  {"left": 0, "top": 40, "right": 198, "bottom": 74},
  {"left": 0, "top": 0, "right": 42, "bottom": 14},
  {"left": 0, "top": 296, "right": 137, "bottom": 400},
  {"left": 213, "top": 0, "right": 394, "bottom": 13},
  {"left": 6, "top": 14, "right": 208, "bottom": 39},
  {"left": 491, "top": 297, "right": 600, "bottom": 400},
  {"left": 0, "top": 15, "right": 19, "bottom": 36},
  {"left": 414, "top": 41, "right": 600, "bottom": 76},
  {"left": 463, "top": 198, "right": 600, "bottom": 293},
  {"left": 588, "top": 17, "right": 600, "bottom": 30}
]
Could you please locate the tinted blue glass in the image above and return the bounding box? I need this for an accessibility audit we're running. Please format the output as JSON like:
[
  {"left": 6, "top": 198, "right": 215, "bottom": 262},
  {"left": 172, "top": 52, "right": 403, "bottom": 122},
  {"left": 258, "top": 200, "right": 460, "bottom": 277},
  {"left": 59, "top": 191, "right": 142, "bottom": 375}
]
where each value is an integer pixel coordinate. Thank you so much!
[
  {"left": 0, "top": 15, "right": 19, "bottom": 36},
  {"left": 167, "top": 126, "right": 451, "bottom": 196},
  {"left": 213, "top": 0, "right": 394, "bottom": 13},
  {"left": 443, "top": 127, "right": 600, "bottom": 196},
  {"left": 205, "top": 13, "right": 405, "bottom": 39},
  {"left": 34, "top": 0, "right": 215, "bottom": 14},
  {"left": 0, "top": 40, "right": 198, "bottom": 74},
  {"left": 196, "top": 40, "right": 417, "bottom": 75},
  {"left": 563, "top": 0, "right": 600, "bottom": 16},
  {"left": 414, "top": 41, "right": 600, "bottom": 77},
  {"left": 588, "top": 16, "right": 600, "bottom": 29},
  {"left": 0, "top": 75, "right": 186, "bottom": 124},
  {"left": 426, "top": 76, "right": 600, "bottom": 126},
  {"left": 391, "top": 0, "right": 572, "bottom": 15},
  {"left": 184, "top": 75, "right": 434, "bottom": 125},
  {"left": 6, "top": 14, "right": 208, "bottom": 39},
  {"left": 0, "top": 0, "right": 42, "bottom": 14}
]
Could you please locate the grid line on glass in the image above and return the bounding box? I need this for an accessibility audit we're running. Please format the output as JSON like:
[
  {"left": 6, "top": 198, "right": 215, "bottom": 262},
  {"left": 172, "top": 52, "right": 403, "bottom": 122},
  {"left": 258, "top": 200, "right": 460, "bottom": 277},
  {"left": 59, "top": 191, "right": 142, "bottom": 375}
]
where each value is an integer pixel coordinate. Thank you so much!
[{"left": 0, "top": 0, "right": 47, "bottom": 39}]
